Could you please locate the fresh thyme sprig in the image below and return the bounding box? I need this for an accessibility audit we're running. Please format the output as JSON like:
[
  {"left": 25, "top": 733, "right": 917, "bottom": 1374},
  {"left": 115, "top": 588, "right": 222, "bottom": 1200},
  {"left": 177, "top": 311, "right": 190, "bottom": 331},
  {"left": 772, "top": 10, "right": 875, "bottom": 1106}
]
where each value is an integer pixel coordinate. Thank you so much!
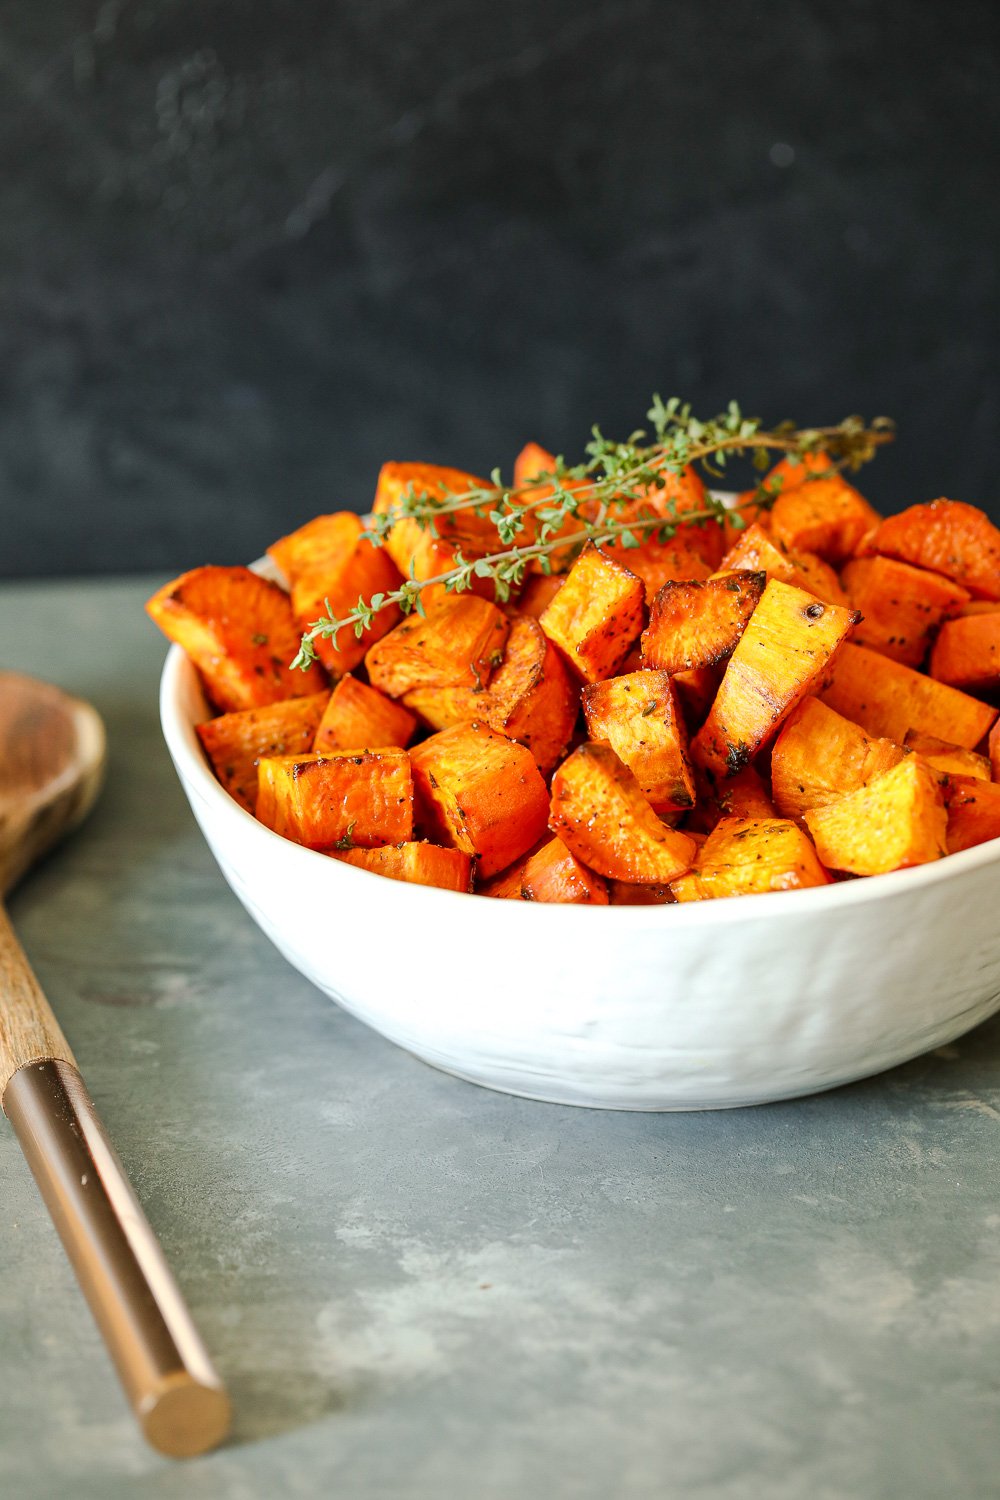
[{"left": 291, "top": 399, "right": 893, "bottom": 670}]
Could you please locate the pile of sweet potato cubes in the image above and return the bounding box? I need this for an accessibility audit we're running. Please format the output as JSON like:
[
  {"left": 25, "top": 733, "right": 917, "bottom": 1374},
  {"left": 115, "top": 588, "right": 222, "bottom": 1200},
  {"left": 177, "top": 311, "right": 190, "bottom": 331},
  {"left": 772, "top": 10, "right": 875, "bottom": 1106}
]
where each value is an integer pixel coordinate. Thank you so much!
[{"left": 147, "top": 447, "right": 1000, "bottom": 903}]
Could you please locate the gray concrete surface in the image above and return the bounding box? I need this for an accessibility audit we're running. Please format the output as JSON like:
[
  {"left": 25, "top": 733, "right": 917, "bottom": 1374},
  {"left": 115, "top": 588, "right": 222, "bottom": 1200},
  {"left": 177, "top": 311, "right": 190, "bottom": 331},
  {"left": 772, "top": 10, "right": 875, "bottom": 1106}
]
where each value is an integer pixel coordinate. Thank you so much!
[{"left": 2, "top": 575, "right": 1000, "bottom": 1499}]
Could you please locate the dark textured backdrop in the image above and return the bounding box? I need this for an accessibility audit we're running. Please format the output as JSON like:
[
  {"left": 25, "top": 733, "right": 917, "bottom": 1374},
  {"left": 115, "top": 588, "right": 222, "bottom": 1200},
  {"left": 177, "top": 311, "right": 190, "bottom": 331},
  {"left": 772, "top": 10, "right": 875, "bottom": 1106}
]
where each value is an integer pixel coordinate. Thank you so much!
[{"left": 1, "top": 0, "right": 998, "bottom": 578}]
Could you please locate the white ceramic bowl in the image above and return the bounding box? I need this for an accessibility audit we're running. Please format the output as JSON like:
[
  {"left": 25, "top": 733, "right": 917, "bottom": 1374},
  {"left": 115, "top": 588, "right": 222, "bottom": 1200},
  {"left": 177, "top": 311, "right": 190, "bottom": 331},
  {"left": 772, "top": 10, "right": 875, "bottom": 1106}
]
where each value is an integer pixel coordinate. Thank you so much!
[{"left": 159, "top": 620, "right": 1000, "bottom": 1112}]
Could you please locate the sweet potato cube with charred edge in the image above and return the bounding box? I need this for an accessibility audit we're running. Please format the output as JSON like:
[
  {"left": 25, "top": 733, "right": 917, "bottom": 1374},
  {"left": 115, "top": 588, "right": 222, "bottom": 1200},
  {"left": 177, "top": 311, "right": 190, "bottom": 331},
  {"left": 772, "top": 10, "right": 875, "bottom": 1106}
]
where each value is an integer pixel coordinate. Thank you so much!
[
  {"left": 256, "top": 750, "right": 413, "bottom": 850},
  {"left": 549, "top": 742, "right": 697, "bottom": 883},
  {"left": 769, "top": 475, "right": 881, "bottom": 565},
  {"left": 197, "top": 692, "right": 330, "bottom": 813},
  {"left": 330, "top": 841, "right": 473, "bottom": 892},
  {"left": 864, "top": 500, "right": 1000, "bottom": 601},
  {"left": 313, "top": 675, "right": 416, "bottom": 754},
  {"left": 366, "top": 595, "right": 509, "bottom": 700},
  {"left": 820, "top": 643, "right": 998, "bottom": 749},
  {"left": 641, "top": 572, "right": 765, "bottom": 674},
  {"left": 581, "top": 670, "right": 695, "bottom": 812},
  {"left": 929, "top": 614, "right": 1000, "bottom": 693},
  {"left": 716, "top": 524, "right": 848, "bottom": 607},
  {"left": 692, "top": 579, "right": 859, "bottom": 781},
  {"left": 480, "top": 836, "right": 609, "bottom": 903},
  {"left": 146, "top": 565, "right": 328, "bottom": 712},
  {"left": 942, "top": 777, "right": 1000, "bottom": 854},
  {"left": 539, "top": 544, "right": 646, "bottom": 683},
  {"left": 902, "top": 731, "right": 991, "bottom": 783},
  {"left": 409, "top": 723, "right": 549, "bottom": 878},
  {"left": 693, "top": 817, "right": 830, "bottom": 899},
  {"left": 269, "top": 512, "right": 404, "bottom": 677},
  {"left": 841, "top": 555, "right": 969, "bottom": 667},
  {"left": 485, "top": 617, "right": 578, "bottom": 775},
  {"left": 804, "top": 757, "right": 947, "bottom": 875},
  {"left": 771, "top": 698, "right": 905, "bottom": 824},
  {"left": 373, "top": 462, "right": 499, "bottom": 607}
]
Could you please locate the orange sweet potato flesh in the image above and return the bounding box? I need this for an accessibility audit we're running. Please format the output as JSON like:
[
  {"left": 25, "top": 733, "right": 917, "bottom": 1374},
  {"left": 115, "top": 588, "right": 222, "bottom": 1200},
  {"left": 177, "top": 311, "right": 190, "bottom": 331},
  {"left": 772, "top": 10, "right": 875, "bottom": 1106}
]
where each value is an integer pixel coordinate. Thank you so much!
[
  {"left": 941, "top": 776, "right": 1000, "bottom": 854},
  {"left": 256, "top": 750, "right": 413, "bottom": 850},
  {"left": 691, "top": 816, "right": 830, "bottom": 899},
  {"left": 402, "top": 616, "right": 577, "bottom": 775},
  {"left": 603, "top": 534, "right": 713, "bottom": 604},
  {"left": 991, "top": 720, "right": 1000, "bottom": 782},
  {"left": 539, "top": 544, "right": 646, "bottom": 683},
  {"left": 146, "top": 565, "right": 328, "bottom": 712},
  {"left": 902, "top": 731, "right": 991, "bottom": 782},
  {"left": 770, "top": 476, "right": 881, "bottom": 565},
  {"left": 409, "top": 723, "right": 549, "bottom": 878},
  {"left": 516, "top": 573, "right": 564, "bottom": 620},
  {"left": 641, "top": 572, "right": 765, "bottom": 674},
  {"left": 513, "top": 442, "right": 558, "bottom": 489},
  {"left": 582, "top": 670, "right": 695, "bottom": 812},
  {"left": 692, "top": 579, "right": 859, "bottom": 780},
  {"left": 716, "top": 524, "right": 847, "bottom": 606},
  {"left": 313, "top": 675, "right": 416, "bottom": 754},
  {"left": 196, "top": 693, "right": 330, "bottom": 813},
  {"left": 331, "top": 841, "right": 473, "bottom": 892},
  {"left": 366, "top": 595, "right": 509, "bottom": 699},
  {"left": 269, "top": 512, "right": 404, "bottom": 676},
  {"left": 693, "top": 765, "right": 776, "bottom": 829},
  {"left": 373, "top": 462, "right": 499, "bottom": 606},
  {"left": 804, "top": 757, "right": 947, "bottom": 875},
  {"left": 928, "top": 614, "right": 1000, "bottom": 692},
  {"left": 607, "top": 879, "right": 672, "bottom": 905},
  {"left": 866, "top": 500, "right": 1000, "bottom": 600},
  {"left": 841, "top": 555, "right": 969, "bottom": 666},
  {"left": 820, "top": 642, "right": 998, "bottom": 749},
  {"left": 770, "top": 697, "right": 904, "bottom": 823},
  {"left": 480, "top": 836, "right": 609, "bottom": 904},
  {"left": 549, "top": 742, "right": 697, "bottom": 883}
]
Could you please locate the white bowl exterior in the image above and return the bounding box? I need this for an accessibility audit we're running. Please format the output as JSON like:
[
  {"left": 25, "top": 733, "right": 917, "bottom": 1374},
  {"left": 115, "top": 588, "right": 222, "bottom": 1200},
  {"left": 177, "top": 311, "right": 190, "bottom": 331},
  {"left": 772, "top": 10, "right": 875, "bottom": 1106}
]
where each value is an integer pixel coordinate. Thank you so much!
[{"left": 161, "top": 645, "right": 1000, "bottom": 1110}]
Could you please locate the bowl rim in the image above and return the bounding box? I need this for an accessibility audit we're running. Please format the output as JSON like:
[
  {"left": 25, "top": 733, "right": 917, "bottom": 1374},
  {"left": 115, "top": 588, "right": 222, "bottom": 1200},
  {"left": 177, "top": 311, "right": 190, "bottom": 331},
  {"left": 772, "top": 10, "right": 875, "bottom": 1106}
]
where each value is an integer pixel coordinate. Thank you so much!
[{"left": 159, "top": 636, "right": 1000, "bottom": 928}]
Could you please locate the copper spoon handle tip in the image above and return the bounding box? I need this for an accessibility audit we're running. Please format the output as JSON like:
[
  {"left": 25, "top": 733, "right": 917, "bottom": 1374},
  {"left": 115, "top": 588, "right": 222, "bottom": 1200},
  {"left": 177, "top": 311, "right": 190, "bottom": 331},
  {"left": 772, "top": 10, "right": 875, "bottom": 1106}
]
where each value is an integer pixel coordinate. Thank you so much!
[{"left": 4, "top": 1059, "right": 230, "bottom": 1458}]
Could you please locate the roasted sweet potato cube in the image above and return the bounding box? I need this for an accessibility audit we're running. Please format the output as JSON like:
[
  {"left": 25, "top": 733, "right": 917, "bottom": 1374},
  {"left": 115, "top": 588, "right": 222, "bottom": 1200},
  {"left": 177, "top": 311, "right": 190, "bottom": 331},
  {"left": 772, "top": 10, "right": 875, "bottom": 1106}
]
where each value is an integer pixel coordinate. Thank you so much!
[
  {"left": 959, "top": 600, "right": 1000, "bottom": 618},
  {"left": 366, "top": 595, "right": 509, "bottom": 699},
  {"left": 692, "top": 580, "right": 859, "bottom": 780},
  {"left": 313, "top": 675, "right": 416, "bottom": 754},
  {"left": 581, "top": 670, "right": 695, "bottom": 812},
  {"left": 627, "top": 464, "right": 725, "bottom": 569},
  {"left": 864, "top": 500, "right": 1000, "bottom": 600},
  {"left": 770, "top": 698, "right": 904, "bottom": 823},
  {"left": 820, "top": 642, "right": 998, "bottom": 749},
  {"left": 549, "top": 742, "right": 697, "bottom": 883},
  {"left": 991, "top": 720, "right": 1000, "bottom": 782},
  {"left": 713, "top": 765, "right": 777, "bottom": 821},
  {"left": 513, "top": 442, "right": 558, "bottom": 489},
  {"left": 673, "top": 666, "right": 723, "bottom": 729},
  {"left": 409, "top": 723, "right": 549, "bottom": 878},
  {"left": 330, "top": 841, "right": 473, "bottom": 891},
  {"left": 485, "top": 617, "right": 578, "bottom": 774},
  {"left": 269, "top": 512, "right": 404, "bottom": 676},
  {"left": 539, "top": 544, "right": 646, "bottom": 683},
  {"left": 480, "top": 836, "right": 609, "bottom": 904},
  {"left": 902, "top": 731, "right": 991, "bottom": 782},
  {"left": 641, "top": 572, "right": 765, "bottom": 674},
  {"left": 840, "top": 555, "right": 969, "bottom": 666},
  {"left": 146, "top": 565, "right": 328, "bottom": 712},
  {"left": 769, "top": 475, "right": 881, "bottom": 564},
  {"left": 929, "top": 614, "right": 1000, "bottom": 693},
  {"left": 804, "top": 757, "right": 947, "bottom": 875},
  {"left": 196, "top": 692, "right": 330, "bottom": 813},
  {"left": 723, "top": 492, "right": 773, "bottom": 548},
  {"left": 510, "top": 442, "right": 593, "bottom": 570},
  {"left": 693, "top": 816, "right": 830, "bottom": 898},
  {"left": 716, "top": 526, "right": 846, "bottom": 606},
  {"left": 667, "top": 871, "right": 713, "bottom": 902},
  {"left": 764, "top": 448, "right": 835, "bottom": 492},
  {"left": 373, "top": 462, "right": 499, "bottom": 606},
  {"left": 942, "top": 776, "right": 1000, "bottom": 854},
  {"left": 256, "top": 750, "right": 413, "bottom": 850}
]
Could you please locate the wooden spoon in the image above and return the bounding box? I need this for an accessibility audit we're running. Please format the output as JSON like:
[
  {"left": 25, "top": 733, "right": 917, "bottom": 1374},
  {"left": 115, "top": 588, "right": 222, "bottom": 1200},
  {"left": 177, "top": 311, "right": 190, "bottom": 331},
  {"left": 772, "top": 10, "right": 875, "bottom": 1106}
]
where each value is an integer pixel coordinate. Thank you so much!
[{"left": 0, "top": 672, "right": 231, "bottom": 1457}]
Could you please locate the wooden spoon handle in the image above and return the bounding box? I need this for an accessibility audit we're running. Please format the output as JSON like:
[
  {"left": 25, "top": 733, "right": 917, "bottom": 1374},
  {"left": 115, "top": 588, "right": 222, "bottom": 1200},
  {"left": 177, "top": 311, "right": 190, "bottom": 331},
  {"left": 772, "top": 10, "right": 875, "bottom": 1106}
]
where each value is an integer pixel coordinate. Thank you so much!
[
  {"left": 0, "top": 902, "right": 75, "bottom": 1093},
  {"left": 0, "top": 906, "right": 230, "bottom": 1457}
]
